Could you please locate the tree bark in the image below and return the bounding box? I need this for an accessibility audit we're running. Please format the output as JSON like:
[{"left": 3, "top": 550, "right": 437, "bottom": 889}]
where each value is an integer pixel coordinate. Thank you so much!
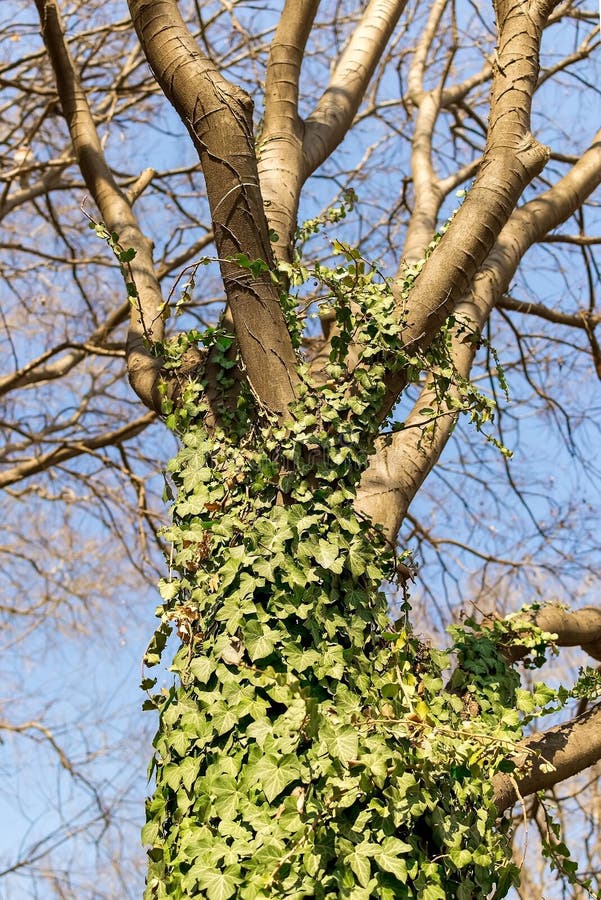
[
  {"left": 377, "top": 0, "right": 555, "bottom": 420},
  {"left": 493, "top": 704, "right": 601, "bottom": 814},
  {"left": 35, "top": 0, "right": 166, "bottom": 410},
  {"left": 127, "top": 0, "right": 300, "bottom": 421},
  {"left": 357, "top": 128, "right": 601, "bottom": 540}
]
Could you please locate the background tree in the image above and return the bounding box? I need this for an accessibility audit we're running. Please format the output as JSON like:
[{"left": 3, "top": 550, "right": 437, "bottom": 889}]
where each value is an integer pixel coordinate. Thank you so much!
[{"left": 1, "top": 0, "right": 600, "bottom": 896}]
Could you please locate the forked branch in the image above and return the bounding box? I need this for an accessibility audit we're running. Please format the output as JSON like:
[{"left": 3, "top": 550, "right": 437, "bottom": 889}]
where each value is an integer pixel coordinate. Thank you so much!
[
  {"left": 34, "top": 0, "right": 167, "bottom": 410},
  {"left": 378, "top": 0, "right": 555, "bottom": 419},
  {"left": 127, "top": 0, "right": 300, "bottom": 420}
]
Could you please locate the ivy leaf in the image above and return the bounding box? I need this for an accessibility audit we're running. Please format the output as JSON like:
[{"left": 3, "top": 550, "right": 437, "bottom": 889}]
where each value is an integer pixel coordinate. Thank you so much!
[
  {"left": 246, "top": 718, "right": 272, "bottom": 746},
  {"left": 212, "top": 705, "right": 238, "bottom": 736},
  {"left": 374, "top": 837, "right": 412, "bottom": 881},
  {"left": 314, "top": 538, "right": 342, "bottom": 571},
  {"left": 244, "top": 620, "right": 278, "bottom": 662},
  {"left": 450, "top": 848, "right": 473, "bottom": 868},
  {"left": 281, "top": 557, "right": 312, "bottom": 588},
  {"left": 141, "top": 819, "right": 160, "bottom": 846},
  {"left": 158, "top": 579, "right": 179, "bottom": 601},
  {"left": 179, "top": 755, "right": 201, "bottom": 791},
  {"left": 143, "top": 622, "right": 171, "bottom": 667},
  {"left": 196, "top": 868, "right": 239, "bottom": 900},
  {"left": 189, "top": 655, "right": 215, "bottom": 684},
  {"left": 213, "top": 777, "right": 241, "bottom": 820},
  {"left": 255, "top": 754, "right": 299, "bottom": 803},
  {"left": 348, "top": 851, "right": 371, "bottom": 887},
  {"left": 168, "top": 729, "right": 191, "bottom": 757},
  {"left": 346, "top": 544, "right": 367, "bottom": 577},
  {"left": 254, "top": 554, "right": 280, "bottom": 582},
  {"left": 290, "top": 510, "right": 321, "bottom": 535},
  {"left": 472, "top": 847, "right": 492, "bottom": 866},
  {"left": 326, "top": 725, "right": 358, "bottom": 763},
  {"left": 422, "top": 885, "right": 446, "bottom": 900}
]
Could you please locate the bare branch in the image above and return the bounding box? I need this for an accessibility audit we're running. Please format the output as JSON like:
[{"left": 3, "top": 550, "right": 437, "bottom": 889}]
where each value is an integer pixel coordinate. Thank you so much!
[
  {"left": 400, "top": 0, "right": 447, "bottom": 262},
  {"left": 127, "top": 0, "right": 300, "bottom": 419},
  {"left": 0, "top": 412, "right": 155, "bottom": 489},
  {"left": 493, "top": 704, "right": 601, "bottom": 814},
  {"left": 497, "top": 294, "right": 601, "bottom": 330},
  {"left": 358, "top": 128, "right": 601, "bottom": 538},
  {"left": 379, "top": 0, "right": 555, "bottom": 418},
  {"left": 257, "top": 0, "right": 320, "bottom": 259},
  {"left": 34, "top": 0, "right": 167, "bottom": 409},
  {"left": 303, "top": 0, "right": 409, "bottom": 177}
]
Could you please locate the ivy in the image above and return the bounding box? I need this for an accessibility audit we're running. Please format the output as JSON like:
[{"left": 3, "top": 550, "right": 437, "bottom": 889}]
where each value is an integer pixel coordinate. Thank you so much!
[{"left": 88, "top": 208, "right": 596, "bottom": 898}]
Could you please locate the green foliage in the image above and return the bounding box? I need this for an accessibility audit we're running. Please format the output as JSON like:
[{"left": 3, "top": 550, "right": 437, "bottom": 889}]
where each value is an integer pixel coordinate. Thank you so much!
[
  {"left": 539, "top": 804, "right": 595, "bottom": 897},
  {"left": 86, "top": 217, "right": 139, "bottom": 299},
  {"left": 130, "top": 215, "right": 594, "bottom": 898},
  {"left": 143, "top": 392, "right": 520, "bottom": 896}
]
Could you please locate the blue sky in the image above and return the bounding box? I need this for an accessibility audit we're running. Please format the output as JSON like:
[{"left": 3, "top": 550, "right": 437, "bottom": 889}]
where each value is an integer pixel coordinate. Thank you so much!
[{"left": 0, "top": 1, "right": 600, "bottom": 896}]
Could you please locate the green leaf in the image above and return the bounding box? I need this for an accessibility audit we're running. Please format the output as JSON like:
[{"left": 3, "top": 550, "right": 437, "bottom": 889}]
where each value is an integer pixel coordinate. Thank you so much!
[
  {"left": 346, "top": 544, "right": 366, "bottom": 577},
  {"left": 214, "top": 777, "right": 241, "bottom": 820},
  {"left": 450, "top": 848, "right": 472, "bottom": 868},
  {"left": 255, "top": 754, "right": 299, "bottom": 803},
  {"left": 244, "top": 621, "right": 278, "bottom": 662},
  {"left": 196, "top": 868, "right": 239, "bottom": 900},
  {"left": 189, "top": 655, "right": 216, "bottom": 684},
  {"left": 168, "top": 729, "right": 191, "bottom": 757},
  {"left": 141, "top": 819, "right": 160, "bottom": 846},
  {"left": 349, "top": 851, "right": 371, "bottom": 887},
  {"left": 158, "top": 579, "right": 179, "bottom": 601},
  {"left": 313, "top": 538, "right": 341, "bottom": 570},
  {"left": 472, "top": 847, "right": 492, "bottom": 866},
  {"left": 246, "top": 718, "right": 272, "bottom": 746},
  {"left": 165, "top": 756, "right": 200, "bottom": 792},
  {"left": 375, "top": 837, "right": 412, "bottom": 881},
  {"left": 143, "top": 622, "right": 171, "bottom": 667},
  {"left": 422, "top": 885, "right": 446, "bottom": 900},
  {"left": 212, "top": 706, "right": 239, "bottom": 736},
  {"left": 326, "top": 725, "right": 358, "bottom": 763}
]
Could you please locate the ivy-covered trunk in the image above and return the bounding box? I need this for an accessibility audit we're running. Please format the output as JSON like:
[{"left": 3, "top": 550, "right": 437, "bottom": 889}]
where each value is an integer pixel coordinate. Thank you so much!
[
  {"left": 141, "top": 305, "right": 522, "bottom": 899},
  {"left": 120, "top": 5, "right": 559, "bottom": 888}
]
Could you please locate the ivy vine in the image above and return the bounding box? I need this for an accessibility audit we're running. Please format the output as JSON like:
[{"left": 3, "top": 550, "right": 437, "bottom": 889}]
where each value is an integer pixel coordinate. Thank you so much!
[{"left": 90, "top": 202, "right": 595, "bottom": 898}]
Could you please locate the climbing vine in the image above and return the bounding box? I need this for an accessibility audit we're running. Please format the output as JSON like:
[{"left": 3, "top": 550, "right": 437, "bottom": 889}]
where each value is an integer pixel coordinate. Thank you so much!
[{"left": 91, "top": 204, "right": 594, "bottom": 898}]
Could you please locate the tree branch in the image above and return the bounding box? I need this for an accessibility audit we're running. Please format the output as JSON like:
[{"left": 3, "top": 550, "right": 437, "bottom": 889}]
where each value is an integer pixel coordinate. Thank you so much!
[
  {"left": 497, "top": 294, "right": 601, "bottom": 329},
  {"left": 0, "top": 412, "right": 155, "bottom": 489},
  {"left": 257, "top": 0, "right": 320, "bottom": 260},
  {"left": 378, "top": 0, "right": 555, "bottom": 420},
  {"left": 303, "top": 0, "right": 409, "bottom": 177},
  {"left": 34, "top": 0, "right": 166, "bottom": 410},
  {"left": 358, "top": 128, "right": 601, "bottom": 538},
  {"left": 127, "top": 0, "right": 300, "bottom": 420},
  {"left": 510, "top": 605, "right": 601, "bottom": 662},
  {"left": 493, "top": 704, "right": 601, "bottom": 814},
  {"left": 400, "top": 0, "right": 447, "bottom": 263},
  {"left": 0, "top": 231, "right": 216, "bottom": 398}
]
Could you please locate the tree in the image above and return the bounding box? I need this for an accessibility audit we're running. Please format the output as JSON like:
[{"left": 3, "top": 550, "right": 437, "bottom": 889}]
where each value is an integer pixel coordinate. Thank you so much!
[{"left": 2, "top": 0, "right": 600, "bottom": 896}]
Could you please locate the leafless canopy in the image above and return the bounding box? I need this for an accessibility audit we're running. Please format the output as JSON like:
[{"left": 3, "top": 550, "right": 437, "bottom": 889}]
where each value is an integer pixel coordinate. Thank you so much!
[{"left": 1, "top": 0, "right": 600, "bottom": 895}]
